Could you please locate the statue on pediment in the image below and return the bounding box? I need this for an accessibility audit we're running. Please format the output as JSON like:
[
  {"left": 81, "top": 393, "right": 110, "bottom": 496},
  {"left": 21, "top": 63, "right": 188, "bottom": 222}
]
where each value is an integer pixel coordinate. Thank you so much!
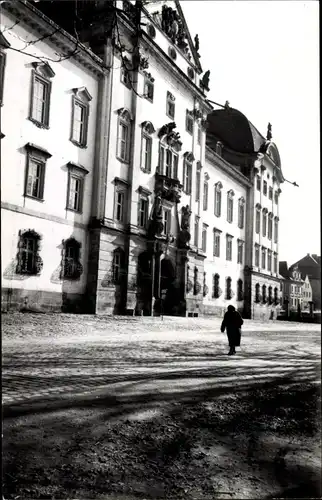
[
  {"left": 201, "top": 70, "right": 210, "bottom": 90},
  {"left": 267, "top": 122, "right": 272, "bottom": 141}
]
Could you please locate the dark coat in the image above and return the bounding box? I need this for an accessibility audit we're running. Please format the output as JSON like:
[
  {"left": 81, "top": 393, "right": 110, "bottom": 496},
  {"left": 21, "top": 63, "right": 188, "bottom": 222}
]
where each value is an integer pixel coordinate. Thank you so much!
[{"left": 221, "top": 310, "right": 244, "bottom": 347}]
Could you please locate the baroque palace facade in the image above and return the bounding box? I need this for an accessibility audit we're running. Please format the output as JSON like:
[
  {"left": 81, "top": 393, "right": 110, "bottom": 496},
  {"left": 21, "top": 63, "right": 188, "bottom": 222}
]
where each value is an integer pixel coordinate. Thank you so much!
[{"left": 1, "top": 0, "right": 285, "bottom": 319}]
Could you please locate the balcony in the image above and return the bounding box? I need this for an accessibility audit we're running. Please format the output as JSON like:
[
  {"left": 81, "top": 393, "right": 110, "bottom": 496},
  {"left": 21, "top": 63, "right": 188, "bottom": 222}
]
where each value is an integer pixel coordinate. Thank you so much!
[{"left": 155, "top": 173, "right": 182, "bottom": 203}]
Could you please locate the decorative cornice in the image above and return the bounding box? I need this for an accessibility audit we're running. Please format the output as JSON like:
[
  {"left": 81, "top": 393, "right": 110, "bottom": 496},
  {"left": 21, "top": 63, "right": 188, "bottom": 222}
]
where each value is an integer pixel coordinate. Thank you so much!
[
  {"left": 67, "top": 161, "right": 89, "bottom": 175},
  {"left": 25, "top": 142, "right": 52, "bottom": 158}
]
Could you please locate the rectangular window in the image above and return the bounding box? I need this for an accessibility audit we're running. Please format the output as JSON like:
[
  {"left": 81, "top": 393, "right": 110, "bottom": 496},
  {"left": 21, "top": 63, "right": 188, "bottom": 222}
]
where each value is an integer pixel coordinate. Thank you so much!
[
  {"left": 215, "top": 188, "right": 221, "bottom": 217},
  {"left": 158, "top": 144, "right": 165, "bottom": 175},
  {"left": 71, "top": 99, "right": 88, "bottom": 147},
  {"left": 255, "top": 210, "right": 260, "bottom": 234},
  {"left": 121, "top": 67, "right": 131, "bottom": 88},
  {"left": 263, "top": 181, "right": 267, "bottom": 196},
  {"left": 256, "top": 176, "right": 261, "bottom": 191},
  {"left": 267, "top": 250, "right": 272, "bottom": 271},
  {"left": 0, "top": 51, "right": 6, "bottom": 105},
  {"left": 166, "top": 149, "right": 172, "bottom": 177},
  {"left": 67, "top": 175, "right": 83, "bottom": 212},
  {"left": 166, "top": 92, "right": 175, "bottom": 119},
  {"left": 213, "top": 231, "right": 220, "bottom": 257},
  {"left": 115, "top": 191, "right": 125, "bottom": 222},
  {"left": 163, "top": 208, "right": 171, "bottom": 235},
  {"left": 268, "top": 216, "right": 273, "bottom": 240},
  {"left": 269, "top": 187, "right": 273, "bottom": 200},
  {"left": 25, "top": 158, "right": 45, "bottom": 200},
  {"left": 238, "top": 202, "right": 245, "bottom": 229},
  {"left": 274, "top": 219, "right": 278, "bottom": 243},
  {"left": 113, "top": 252, "right": 121, "bottom": 282},
  {"left": 197, "top": 123, "right": 201, "bottom": 145},
  {"left": 203, "top": 182, "right": 208, "bottom": 210},
  {"left": 274, "top": 191, "right": 279, "bottom": 204},
  {"left": 186, "top": 111, "right": 193, "bottom": 134},
  {"left": 194, "top": 216, "right": 199, "bottom": 247},
  {"left": 138, "top": 197, "right": 148, "bottom": 228},
  {"left": 262, "top": 212, "right": 267, "bottom": 237},
  {"left": 144, "top": 79, "right": 154, "bottom": 102},
  {"left": 202, "top": 224, "right": 207, "bottom": 252},
  {"left": 31, "top": 74, "right": 51, "bottom": 127},
  {"left": 227, "top": 196, "right": 233, "bottom": 223},
  {"left": 118, "top": 122, "right": 130, "bottom": 162},
  {"left": 226, "top": 235, "right": 232, "bottom": 261},
  {"left": 183, "top": 161, "right": 192, "bottom": 194},
  {"left": 255, "top": 244, "right": 260, "bottom": 267},
  {"left": 141, "top": 135, "right": 152, "bottom": 172},
  {"left": 195, "top": 170, "right": 201, "bottom": 201},
  {"left": 261, "top": 247, "right": 266, "bottom": 269},
  {"left": 237, "top": 240, "right": 243, "bottom": 264}
]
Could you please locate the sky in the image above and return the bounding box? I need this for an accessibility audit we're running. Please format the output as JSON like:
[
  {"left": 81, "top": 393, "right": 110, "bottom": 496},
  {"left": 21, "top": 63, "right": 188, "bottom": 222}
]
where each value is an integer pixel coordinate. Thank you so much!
[{"left": 181, "top": 0, "right": 320, "bottom": 266}]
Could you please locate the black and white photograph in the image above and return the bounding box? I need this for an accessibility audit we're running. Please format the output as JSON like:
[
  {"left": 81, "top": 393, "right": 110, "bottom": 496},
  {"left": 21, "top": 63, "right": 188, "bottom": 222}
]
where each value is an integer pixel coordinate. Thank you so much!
[{"left": 1, "top": 0, "right": 320, "bottom": 498}]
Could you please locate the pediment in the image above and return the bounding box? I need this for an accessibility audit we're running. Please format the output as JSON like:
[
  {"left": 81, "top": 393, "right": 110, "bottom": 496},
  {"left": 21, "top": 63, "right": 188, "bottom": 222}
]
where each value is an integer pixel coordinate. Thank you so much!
[
  {"left": 72, "top": 86, "right": 92, "bottom": 102},
  {"left": 31, "top": 61, "right": 55, "bottom": 78}
]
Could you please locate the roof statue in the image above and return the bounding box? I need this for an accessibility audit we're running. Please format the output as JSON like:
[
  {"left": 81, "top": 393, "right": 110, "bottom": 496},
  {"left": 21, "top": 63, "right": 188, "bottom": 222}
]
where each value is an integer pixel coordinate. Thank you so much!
[
  {"left": 194, "top": 34, "right": 200, "bottom": 57},
  {"left": 267, "top": 122, "right": 272, "bottom": 141},
  {"left": 201, "top": 70, "right": 210, "bottom": 90},
  {"left": 224, "top": 100, "right": 230, "bottom": 109}
]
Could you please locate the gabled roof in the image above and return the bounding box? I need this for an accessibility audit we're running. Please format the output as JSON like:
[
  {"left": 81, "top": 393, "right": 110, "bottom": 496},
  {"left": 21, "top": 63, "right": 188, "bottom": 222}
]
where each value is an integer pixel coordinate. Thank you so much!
[
  {"left": 279, "top": 261, "right": 290, "bottom": 279},
  {"left": 290, "top": 254, "right": 321, "bottom": 280}
]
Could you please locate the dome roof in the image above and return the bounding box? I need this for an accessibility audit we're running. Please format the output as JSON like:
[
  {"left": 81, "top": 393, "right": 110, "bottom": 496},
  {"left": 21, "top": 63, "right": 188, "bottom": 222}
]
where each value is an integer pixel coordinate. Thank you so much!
[{"left": 207, "top": 107, "right": 266, "bottom": 154}]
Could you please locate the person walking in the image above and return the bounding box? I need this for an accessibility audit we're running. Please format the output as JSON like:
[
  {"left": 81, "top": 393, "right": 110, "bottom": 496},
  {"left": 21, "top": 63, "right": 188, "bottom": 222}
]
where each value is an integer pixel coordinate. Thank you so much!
[{"left": 221, "top": 305, "right": 244, "bottom": 355}]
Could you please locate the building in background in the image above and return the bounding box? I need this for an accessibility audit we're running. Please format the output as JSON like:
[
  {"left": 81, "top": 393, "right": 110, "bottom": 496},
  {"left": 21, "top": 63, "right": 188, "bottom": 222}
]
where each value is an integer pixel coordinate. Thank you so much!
[
  {"left": 301, "top": 274, "right": 313, "bottom": 311},
  {"left": 1, "top": 0, "right": 285, "bottom": 318},
  {"left": 279, "top": 262, "right": 304, "bottom": 313},
  {"left": 290, "top": 254, "right": 320, "bottom": 311}
]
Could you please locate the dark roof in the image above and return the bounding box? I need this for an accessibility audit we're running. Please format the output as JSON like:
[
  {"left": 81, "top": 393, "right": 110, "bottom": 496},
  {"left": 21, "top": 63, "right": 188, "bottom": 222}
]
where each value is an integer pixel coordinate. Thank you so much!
[
  {"left": 206, "top": 107, "right": 266, "bottom": 154},
  {"left": 279, "top": 261, "right": 290, "bottom": 279},
  {"left": 290, "top": 254, "right": 321, "bottom": 280}
]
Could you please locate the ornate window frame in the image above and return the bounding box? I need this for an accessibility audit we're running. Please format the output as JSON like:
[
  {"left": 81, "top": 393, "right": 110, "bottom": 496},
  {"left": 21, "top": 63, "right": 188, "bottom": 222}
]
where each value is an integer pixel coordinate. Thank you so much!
[
  {"left": 116, "top": 108, "right": 132, "bottom": 163},
  {"left": 29, "top": 62, "right": 55, "bottom": 129},
  {"left": 66, "top": 161, "right": 89, "bottom": 213},
  {"left": 263, "top": 180, "right": 268, "bottom": 196},
  {"left": 185, "top": 109, "right": 194, "bottom": 134},
  {"left": 120, "top": 57, "right": 132, "bottom": 89},
  {"left": 70, "top": 87, "right": 92, "bottom": 148},
  {"left": 267, "top": 249, "right": 272, "bottom": 271},
  {"left": 262, "top": 208, "right": 268, "bottom": 237},
  {"left": 255, "top": 203, "right": 261, "bottom": 234},
  {"left": 158, "top": 125, "right": 182, "bottom": 178},
  {"left": 262, "top": 284, "right": 267, "bottom": 304},
  {"left": 214, "top": 181, "right": 223, "bottom": 217},
  {"left": 213, "top": 228, "right": 221, "bottom": 257},
  {"left": 254, "top": 243, "right": 260, "bottom": 267},
  {"left": 203, "top": 172, "right": 209, "bottom": 210},
  {"left": 274, "top": 216, "right": 279, "bottom": 243},
  {"left": 261, "top": 246, "right": 266, "bottom": 269},
  {"left": 268, "top": 212, "right": 274, "bottom": 240},
  {"left": 201, "top": 223, "right": 208, "bottom": 252},
  {"left": 195, "top": 161, "right": 202, "bottom": 201},
  {"left": 140, "top": 121, "right": 155, "bottom": 173},
  {"left": 227, "top": 189, "right": 235, "bottom": 223},
  {"left": 183, "top": 152, "right": 194, "bottom": 194},
  {"left": 113, "top": 177, "right": 128, "bottom": 224},
  {"left": 212, "top": 273, "right": 221, "bottom": 299},
  {"left": 226, "top": 233, "right": 233, "bottom": 261},
  {"left": 194, "top": 215, "right": 199, "bottom": 247},
  {"left": 137, "top": 186, "right": 151, "bottom": 229},
  {"left": 166, "top": 91, "right": 175, "bottom": 119},
  {"left": 237, "top": 239, "right": 244, "bottom": 264},
  {"left": 16, "top": 229, "right": 43, "bottom": 276},
  {"left": 143, "top": 71, "right": 154, "bottom": 102},
  {"left": 225, "top": 276, "right": 232, "bottom": 300},
  {"left": 256, "top": 175, "right": 261, "bottom": 191},
  {"left": 61, "top": 237, "right": 83, "bottom": 280}
]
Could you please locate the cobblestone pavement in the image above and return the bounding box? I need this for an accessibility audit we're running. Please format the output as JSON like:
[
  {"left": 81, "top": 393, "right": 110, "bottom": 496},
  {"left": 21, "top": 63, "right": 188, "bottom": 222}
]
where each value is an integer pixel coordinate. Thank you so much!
[{"left": 2, "top": 313, "right": 321, "bottom": 411}]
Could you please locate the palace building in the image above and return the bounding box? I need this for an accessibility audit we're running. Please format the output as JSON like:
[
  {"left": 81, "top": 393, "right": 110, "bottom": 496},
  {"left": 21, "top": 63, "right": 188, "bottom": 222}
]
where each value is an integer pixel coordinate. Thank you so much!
[{"left": 1, "top": 0, "right": 285, "bottom": 318}]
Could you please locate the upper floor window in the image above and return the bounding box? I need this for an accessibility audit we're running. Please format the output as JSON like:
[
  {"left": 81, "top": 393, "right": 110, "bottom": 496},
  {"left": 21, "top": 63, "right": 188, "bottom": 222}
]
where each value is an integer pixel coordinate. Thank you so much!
[
  {"left": 195, "top": 166, "right": 201, "bottom": 202},
  {"left": 143, "top": 73, "right": 154, "bottom": 102},
  {"left": 214, "top": 182, "right": 222, "bottom": 217},
  {"left": 237, "top": 239, "right": 244, "bottom": 264},
  {"left": 267, "top": 249, "right": 272, "bottom": 272},
  {"left": 163, "top": 207, "right": 171, "bottom": 235},
  {"left": 256, "top": 176, "right": 261, "bottom": 191},
  {"left": 203, "top": 173, "right": 209, "bottom": 210},
  {"left": 137, "top": 187, "right": 150, "bottom": 229},
  {"left": 66, "top": 162, "right": 89, "bottom": 213},
  {"left": 262, "top": 209, "right": 268, "bottom": 237},
  {"left": 261, "top": 246, "right": 266, "bottom": 269},
  {"left": 197, "top": 122, "right": 202, "bottom": 145},
  {"left": 274, "top": 191, "right": 279, "bottom": 204},
  {"left": 120, "top": 60, "right": 132, "bottom": 89},
  {"left": 194, "top": 216, "right": 199, "bottom": 247},
  {"left": 269, "top": 186, "right": 273, "bottom": 200},
  {"left": 254, "top": 244, "right": 260, "bottom": 267},
  {"left": 24, "top": 143, "right": 52, "bottom": 201},
  {"left": 274, "top": 216, "right": 279, "bottom": 243},
  {"left": 140, "top": 121, "right": 155, "bottom": 173},
  {"left": 0, "top": 41, "right": 9, "bottom": 105},
  {"left": 202, "top": 224, "right": 208, "bottom": 252},
  {"left": 166, "top": 91, "right": 175, "bottom": 119},
  {"left": 268, "top": 212, "right": 273, "bottom": 240},
  {"left": 158, "top": 143, "right": 179, "bottom": 179},
  {"left": 186, "top": 110, "right": 194, "bottom": 134},
  {"left": 62, "top": 237, "right": 82, "bottom": 280},
  {"left": 238, "top": 197, "right": 245, "bottom": 229},
  {"left": 16, "top": 229, "right": 43, "bottom": 276},
  {"left": 255, "top": 203, "right": 261, "bottom": 234},
  {"left": 226, "top": 234, "right": 233, "bottom": 261},
  {"left": 227, "top": 190, "right": 234, "bottom": 223},
  {"left": 263, "top": 180, "right": 267, "bottom": 196},
  {"left": 70, "top": 87, "right": 92, "bottom": 148},
  {"left": 183, "top": 153, "right": 193, "bottom": 194},
  {"left": 116, "top": 108, "right": 132, "bottom": 163},
  {"left": 29, "top": 62, "right": 55, "bottom": 128},
  {"left": 114, "top": 178, "right": 128, "bottom": 223},
  {"left": 213, "top": 229, "right": 221, "bottom": 257}
]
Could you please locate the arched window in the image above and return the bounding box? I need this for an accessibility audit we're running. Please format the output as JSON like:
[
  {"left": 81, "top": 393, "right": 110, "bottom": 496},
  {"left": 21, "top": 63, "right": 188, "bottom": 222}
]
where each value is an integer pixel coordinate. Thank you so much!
[
  {"left": 255, "top": 283, "right": 260, "bottom": 303},
  {"left": 212, "top": 273, "right": 220, "bottom": 298},
  {"left": 193, "top": 266, "right": 199, "bottom": 295},
  {"left": 262, "top": 208, "right": 268, "bottom": 237},
  {"left": 274, "top": 216, "right": 279, "bottom": 243},
  {"left": 227, "top": 190, "right": 234, "bottom": 223},
  {"left": 140, "top": 121, "right": 155, "bottom": 173},
  {"left": 237, "top": 279, "right": 243, "bottom": 301},
  {"left": 225, "top": 277, "right": 232, "bottom": 300},
  {"left": 255, "top": 203, "right": 261, "bottom": 234},
  {"left": 116, "top": 108, "right": 132, "bottom": 163},
  {"left": 262, "top": 284, "right": 267, "bottom": 303},
  {"left": 183, "top": 152, "right": 194, "bottom": 194},
  {"left": 238, "top": 197, "right": 245, "bottom": 229},
  {"left": 203, "top": 172, "right": 209, "bottom": 210},
  {"left": 268, "top": 212, "right": 273, "bottom": 240},
  {"left": 62, "top": 237, "right": 83, "bottom": 280},
  {"left": 16, "top": 230, "right": 43, "bottom": 275},
  {"left": 274, "top": 287, "right": 279, "bottom": 305},
  {"left": 214, "top": 182, "right": 223, "bottom": 217},
  {"left": 268, "top": 286, "right": 273, "bottom": 304},
  {"left": 113, "top": 247, "right": 125, "bottom": 284}
]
